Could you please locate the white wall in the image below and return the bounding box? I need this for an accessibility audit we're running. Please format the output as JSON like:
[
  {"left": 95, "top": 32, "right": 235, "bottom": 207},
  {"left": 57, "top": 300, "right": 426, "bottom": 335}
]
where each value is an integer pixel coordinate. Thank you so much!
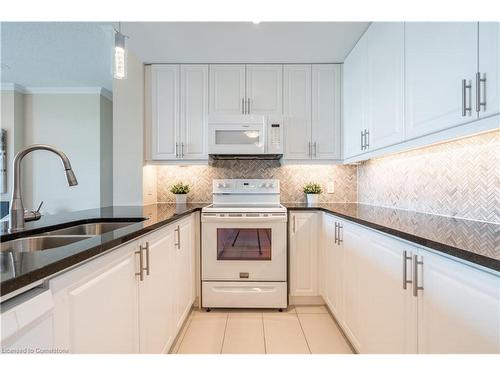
[
  {"left": 22, "top": 92, "right": 112, "bottom": 214},
  {"left": 1, "top": 89, "right": 24, "bottom": 202},
  {"left": 100, "top": 95, "right": 113, "bottom": 207},
  {"left": 113, "top": 51, "right": 145, "bottom": 206}
]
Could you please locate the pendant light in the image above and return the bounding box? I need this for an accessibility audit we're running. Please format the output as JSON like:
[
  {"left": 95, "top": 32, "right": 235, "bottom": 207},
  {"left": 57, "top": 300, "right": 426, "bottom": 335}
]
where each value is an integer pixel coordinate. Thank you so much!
[{"left": 114, "top": 22, "right": 127, "bottom": 80}]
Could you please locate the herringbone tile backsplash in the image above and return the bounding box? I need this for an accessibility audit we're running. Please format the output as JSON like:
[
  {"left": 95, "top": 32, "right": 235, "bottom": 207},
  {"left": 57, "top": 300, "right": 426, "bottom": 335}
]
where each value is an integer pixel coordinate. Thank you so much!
[
  {"left": 156, "top": 161, "right": 358, "bottom": 204},
  {"left": 358, "top": 130, "right": 500, "bottom": 224},
  {"left": 155, "top": 130, "right": 498, "bottom": 224}
]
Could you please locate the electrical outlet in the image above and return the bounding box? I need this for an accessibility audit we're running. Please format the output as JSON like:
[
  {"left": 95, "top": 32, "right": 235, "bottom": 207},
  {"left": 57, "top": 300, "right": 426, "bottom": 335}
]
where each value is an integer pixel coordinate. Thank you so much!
[{"left": 327, "top": 182, "right": 335, "bottom": 194}]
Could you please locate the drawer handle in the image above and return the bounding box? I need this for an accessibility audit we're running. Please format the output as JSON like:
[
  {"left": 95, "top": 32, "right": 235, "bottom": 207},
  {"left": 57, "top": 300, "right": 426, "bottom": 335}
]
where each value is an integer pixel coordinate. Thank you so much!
[
  {"left": 239, "top": 272, "right": 249, "bottom": 279},
  {"left": 413, "top": 255, "right": 424, "bottom": 297}
]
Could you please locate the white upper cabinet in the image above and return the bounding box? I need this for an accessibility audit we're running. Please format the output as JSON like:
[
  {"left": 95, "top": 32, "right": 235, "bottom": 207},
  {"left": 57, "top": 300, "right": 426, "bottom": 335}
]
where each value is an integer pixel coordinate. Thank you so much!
[
  {"left": 180, "top": 65, "right": 208, "bottom": 159},
  {"left": 283, "top": 65, "right": 312, "bottom": 160},
  {"left": 417, "top": 250, "right": 500, "bottom": 353},
  {"left": 246, "top": 64, "right": 283, "bottom": 115},
  {"left": 209, "top": 64, "right": 246, "bottom": 115},
  {"left": 148, "top": 64, "right": 208, "bottom": 161},
  {"left": 312, "top": 64, "right": 342, "bottom": 159},
  {"left": 150, "top": 65, "right": 180, "bottom": 160},
  {"left": 343, "top": 34, "right": 368, "bottom": 159},
  {"left": 478, "top": 22, "right": 500, "bottom": 118},
  {"left": 366, "top": 22, "right": 405, "bottom": 150},
  {"left": 405, "top": 22, "right": 478, "bottom": 139}
]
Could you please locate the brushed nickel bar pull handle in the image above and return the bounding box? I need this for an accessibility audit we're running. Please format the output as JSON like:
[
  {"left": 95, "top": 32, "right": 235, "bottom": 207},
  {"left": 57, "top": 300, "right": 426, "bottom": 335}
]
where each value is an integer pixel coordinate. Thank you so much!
[
  {"left": 144, "top": 242, "right": 150, "bottom": 276},
  {"left": 334, "top": 222, "right": 338, "bottom": 245},
  {"left": 313, "top": 142, "right": 317, "bottom": 157},
  {"left": 365, "top": 130, "right": 369, "bottom": 149},
  {"left": 413, "top": 254, "right": 424, "bottom": 297},
  {"left": 135, "top": 249, "right": 144, "bottom": 281},
  {"left": 175, "top": 142, "right": 179, "bottom": 158},
  {"left": 360, "top": 130, "right": 364, "bottom": 150},
  {"left": 293, "top": 215, "right": 296, "bottom": 233},
  {"left": 247, "top": 98, "right": 250, "bottom": 114},
  {"left": 174, "top": 225, "right": 181, "bottom": 249},
  {"left": 462, "top": 79, "right": 472, "bottom": 116},
  {"left": 476, "top": 72, "right": 487, "bottom": 112},
  {"left": 402, "top": 251, "right": 413, "bottom": 290},
  {"left": 181, "top": 142, "right": 184, "bottom": 158},
  {"left": 337, "top": 224, "right": 343, "bottom": 244},
  {"left": 178, "top": 225, "right": 181, "bottom": 249},
  {"left": 242, "top": 98, "right": 245, "bottom": 114}
]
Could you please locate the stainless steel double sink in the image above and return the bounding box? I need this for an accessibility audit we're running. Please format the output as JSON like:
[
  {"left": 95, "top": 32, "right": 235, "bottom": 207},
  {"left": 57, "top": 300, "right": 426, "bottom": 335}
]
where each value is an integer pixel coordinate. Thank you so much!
[{"left": 1, "top": 221, "right": 141, "bottom": 253}]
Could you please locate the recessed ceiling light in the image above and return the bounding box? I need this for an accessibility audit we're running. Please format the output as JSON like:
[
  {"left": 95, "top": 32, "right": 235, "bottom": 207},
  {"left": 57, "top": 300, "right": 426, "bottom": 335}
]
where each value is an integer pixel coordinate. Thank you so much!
[{"left": 252, "top": 21, "right": 260, "bottom": 25}]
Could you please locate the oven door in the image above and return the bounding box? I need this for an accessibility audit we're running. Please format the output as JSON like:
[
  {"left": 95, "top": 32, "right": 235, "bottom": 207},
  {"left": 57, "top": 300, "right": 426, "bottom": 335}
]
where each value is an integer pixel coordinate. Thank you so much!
[
  {"left": 208, "top": 123, "right": 265, "bottom": 154},
  {"left": 201, "top": 214, "right": 286, "bottom": 281}
]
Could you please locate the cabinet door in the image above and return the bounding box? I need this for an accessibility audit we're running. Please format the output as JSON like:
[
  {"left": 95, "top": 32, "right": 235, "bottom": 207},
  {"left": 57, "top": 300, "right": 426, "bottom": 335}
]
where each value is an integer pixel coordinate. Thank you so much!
[
  {"left": 151, "top": 65, "right": 180, "bottom": 160},
  {"left": 417, "top": 250, "right": 500, "bottom": 353},
  {"left": 311, "top": 64, "right": 341, "bottom": 159},
  {"left": 51, "top": 242, "right": 140, "bottom": 353},
  {"left": 289, "top": 212, "right": 318, "bottom": 296},
  {"left": 283, "top": 65, "right": 312, "bottom": 160},
  {"left": 405, "top": 22, "right": 478, "bottom": 139},
  {"left": 174, "top": 216, "right": 195, "bottom": 333},
  {"left": 341, "top": 223, "right": 366, "bottom": 352},
  {"left": 139, "top": 226, "right": 176, "bottom": 354},
  {"left": 209, "top": 64, "right": 246, "bottom": 115},
  {"left": 246, "top": 64, "right": 283, "bottom": 115},
  {"left": 343, "top": 35, "right": 368, "bottom": 159},
  {"left": 360, "top": 230, "right": 417, "bottom": 353},
  {"left": 322, "top": 214, "right": 343, "bottom": 319},
  {"left": 366, "top": 22, "right": 405, "bottom": 150},
  {"left": 180, "top": 65, "right": 208, "bottom": 160},
  {"left": 478, "top": 22, "right": 500, "bottom": 118}
]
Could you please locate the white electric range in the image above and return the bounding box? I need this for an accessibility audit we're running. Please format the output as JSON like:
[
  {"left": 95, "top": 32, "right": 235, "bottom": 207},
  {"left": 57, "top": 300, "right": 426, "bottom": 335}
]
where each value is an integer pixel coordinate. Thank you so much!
[{"left": 201, "top": 179, "right": 288, "bottom": 309}]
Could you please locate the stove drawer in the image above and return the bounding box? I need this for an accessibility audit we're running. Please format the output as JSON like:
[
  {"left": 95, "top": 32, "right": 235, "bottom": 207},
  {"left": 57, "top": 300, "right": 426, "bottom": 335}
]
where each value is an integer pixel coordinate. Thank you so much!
[{"left": 202, "top": 281, "right": 287, "bottom": 308}]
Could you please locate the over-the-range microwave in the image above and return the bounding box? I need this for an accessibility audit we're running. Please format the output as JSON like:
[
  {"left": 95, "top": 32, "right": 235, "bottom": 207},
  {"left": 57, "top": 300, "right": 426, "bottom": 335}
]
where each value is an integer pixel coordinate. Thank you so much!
[{"left": 208, "top": 115, "right": 283, "bottom": 160}]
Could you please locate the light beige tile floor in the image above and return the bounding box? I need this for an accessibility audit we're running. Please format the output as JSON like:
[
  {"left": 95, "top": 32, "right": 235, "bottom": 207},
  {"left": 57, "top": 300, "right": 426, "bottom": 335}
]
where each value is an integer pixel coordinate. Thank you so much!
[{"left": 174, "top": 305, "right": 354, "bottom": 354}]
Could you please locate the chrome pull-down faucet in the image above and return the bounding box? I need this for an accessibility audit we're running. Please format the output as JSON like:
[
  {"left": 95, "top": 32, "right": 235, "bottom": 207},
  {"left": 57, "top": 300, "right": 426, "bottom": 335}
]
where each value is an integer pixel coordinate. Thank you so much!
[{"left": 9, "top": 144, "right": 78, "bottom": 232}]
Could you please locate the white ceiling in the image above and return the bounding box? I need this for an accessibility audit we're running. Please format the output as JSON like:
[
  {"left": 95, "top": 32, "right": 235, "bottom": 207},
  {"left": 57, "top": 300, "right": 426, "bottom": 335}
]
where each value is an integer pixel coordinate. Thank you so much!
[
  {"left": 0, "top": 22, "right": 114, "bottom": 91},
  {"left": 123, "top": 22, "right": 370, "bottom": 64}
]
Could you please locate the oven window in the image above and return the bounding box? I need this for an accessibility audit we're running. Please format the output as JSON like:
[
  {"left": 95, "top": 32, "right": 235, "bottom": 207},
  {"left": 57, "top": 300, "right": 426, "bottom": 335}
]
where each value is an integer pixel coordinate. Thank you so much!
[
  {"left": 215, "top": 130, "right": 260, "bottom": 145},
  {"left": 217, "top": 228, "right": 271, "bottom": 261}
]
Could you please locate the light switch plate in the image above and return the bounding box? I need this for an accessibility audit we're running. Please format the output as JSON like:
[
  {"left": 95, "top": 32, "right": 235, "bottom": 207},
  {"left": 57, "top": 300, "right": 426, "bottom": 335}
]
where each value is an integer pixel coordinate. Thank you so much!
[{"left": 327, "top": 182, "right": 335, "bottom": 194}]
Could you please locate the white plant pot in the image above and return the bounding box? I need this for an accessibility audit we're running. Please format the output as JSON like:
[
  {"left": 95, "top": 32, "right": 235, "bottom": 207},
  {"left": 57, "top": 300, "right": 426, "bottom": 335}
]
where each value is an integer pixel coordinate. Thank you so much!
[
  {"left": 175, "top": 194, "right": 187, "bottom": 204},
  {"left": 306, "top": 194, "right": 319, "bottom": 205}
]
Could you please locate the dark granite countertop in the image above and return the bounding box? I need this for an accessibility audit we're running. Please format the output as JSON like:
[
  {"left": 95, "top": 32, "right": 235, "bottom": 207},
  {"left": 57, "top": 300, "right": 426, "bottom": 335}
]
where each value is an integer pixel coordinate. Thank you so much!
[
  {"left": 284, "top": 203, "right": 500, "bottom": 272},
  {"left": 2, "top": 201, "right": 498, "bottom": 297},
  {"left": 1, "top": 203, "right": 205, "bottom": 297}
]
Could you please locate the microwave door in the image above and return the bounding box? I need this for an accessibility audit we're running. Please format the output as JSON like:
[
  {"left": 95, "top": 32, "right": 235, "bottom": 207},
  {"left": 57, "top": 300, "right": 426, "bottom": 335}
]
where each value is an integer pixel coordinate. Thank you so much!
[{"left": 209, "top": 124, "right": 265, "bottom": 154}]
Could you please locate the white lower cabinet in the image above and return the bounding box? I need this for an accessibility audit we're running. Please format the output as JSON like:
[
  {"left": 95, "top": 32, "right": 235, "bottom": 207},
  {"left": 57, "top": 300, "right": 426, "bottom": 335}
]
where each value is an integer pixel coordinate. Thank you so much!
[
  {"left": 416, "top": 250, "right": 500, "bottom": 353},
  {"left": 320, "top": 215, "right": 343, "bottom": 325},
  {"left": 50, "top": 214, "right": 196, "bottom": 354},
  {"left": 289, "top": 211, "right": 318, "bottom": 297},
  {"left": 314, "top": 212, "right": 500, "bottom": 354},
  {"left": 51, "top": 241, "right": 140, "bottom": 354},
  {"left": 138, "top": 226, "right": 175, "bottom": 354}
]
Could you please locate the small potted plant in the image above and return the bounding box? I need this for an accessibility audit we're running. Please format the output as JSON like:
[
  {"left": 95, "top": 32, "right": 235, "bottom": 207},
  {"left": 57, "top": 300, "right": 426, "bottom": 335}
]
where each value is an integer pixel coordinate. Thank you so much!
[
  {"left": 170, "top": 182, "right": 190, "bottom": 204},
  {"left": 303, "top": 182, "right": 322, "bottom": 205}
]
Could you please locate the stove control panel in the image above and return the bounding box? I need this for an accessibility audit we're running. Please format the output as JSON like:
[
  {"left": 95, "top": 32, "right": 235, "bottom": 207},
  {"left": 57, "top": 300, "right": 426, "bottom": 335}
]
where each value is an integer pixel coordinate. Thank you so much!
[{"left": 212, "top": 179, "right": 280, "bottom": 194}]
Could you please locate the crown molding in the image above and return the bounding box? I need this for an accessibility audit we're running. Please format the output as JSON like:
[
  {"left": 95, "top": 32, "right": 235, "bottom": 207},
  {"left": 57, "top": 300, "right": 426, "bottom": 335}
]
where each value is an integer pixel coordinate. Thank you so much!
[
  {"left": 0, "top": 83, "right": 27, "bottom": 93},
  {"left": 1, "top": 84, "right": 113, "bottom": 100}
]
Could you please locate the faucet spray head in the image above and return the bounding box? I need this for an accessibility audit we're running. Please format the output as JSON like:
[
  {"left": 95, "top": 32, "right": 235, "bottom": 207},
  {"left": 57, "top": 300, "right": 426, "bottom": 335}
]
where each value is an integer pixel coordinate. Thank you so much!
[{"left": 65, "top": 168, "right": 78, "bottom": 186}]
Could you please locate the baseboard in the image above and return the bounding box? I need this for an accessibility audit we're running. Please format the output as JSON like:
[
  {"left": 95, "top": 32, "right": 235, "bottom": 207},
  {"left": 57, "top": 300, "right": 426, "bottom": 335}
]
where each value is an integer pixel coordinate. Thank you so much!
[{"left": 289, "top": 295, "right": 325, "bottom": 305}]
